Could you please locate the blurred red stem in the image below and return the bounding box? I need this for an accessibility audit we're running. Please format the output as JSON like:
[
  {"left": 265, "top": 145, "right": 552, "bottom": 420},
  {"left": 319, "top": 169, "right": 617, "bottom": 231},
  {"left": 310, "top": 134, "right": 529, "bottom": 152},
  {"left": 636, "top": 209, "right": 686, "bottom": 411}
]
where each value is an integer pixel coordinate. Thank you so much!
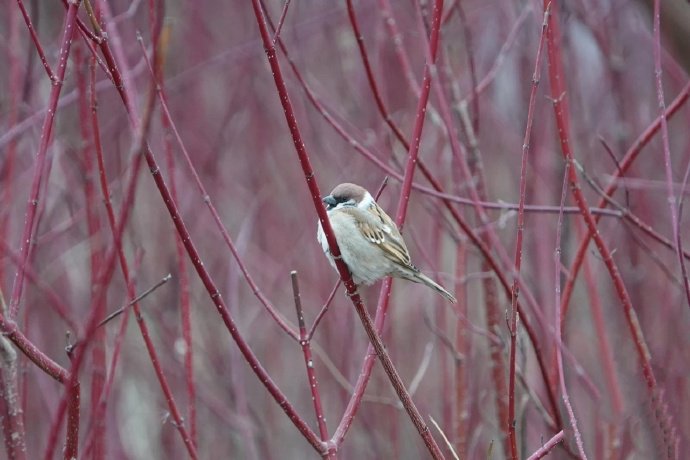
[
  {"left": 526, "top": 430, "right": 564, "bottom": 460},
  {"left": 463, "top": 6, "right": 531, "bottom": 105},
  {"left": 85, "top": 55, "right": 133, "bottom": 438},
  {"left": 106, "top": 32, "right": 198, "bottom": 459},
  {"left": 158, "top": 59, "right": 198, "bottom": 452},
  {"left": 453, "top": 0, "right": 479, "bottom": 133},
  {"left": 74, "top": 8, "right": 326, "bottom": 453},
  {"left": 137, "top": 39, "right": 299, "bottom": 341},
  {"left": 0, "top": 241, "right": 77, "bottom": 330},
  {"left": 554, "top": 165, "right": 588, "bottom": 458},
  {"left": 420, "top": 3, "right": 513, "bottom": 453},
  {"left": 677, "top": 160, "right": 690, "bottom": 310},
  {"left": 75, "top": 44, "right": 108, "bottom": 460},
  {"left": 93, "top": 72, "right": 197, "bottom": 460},
  {"left": 507, "top": 5, "right": 549, "bottom": 458},
  {"left": 652, "top": 0, "right": 690, "bottom": 307},
  {"left": 578, "top": 219, "right": 624, "bottom": 415},
  {"left": 453, "top": 244, "right": 468, "bottom": 456},
  {"left": 544, "top": 0, "right": 676, "bottom": 453},
  {"left": 393, "top": 0, "right": 442, "bottom": 229},
  {"left": 271, "top": 0, "right": 292, "bottom": 44},
  {"left": 346, "top": 0, "right": 409, "bottom": 146},
  {"left": 561, "top": 80, "right": 690, "bottom": 317},
  {"left": 8, "top": 0, "right": 81, "bottom": 320},
  {"left": 40, "top": 11, "right": 197, "bottom": 457},
  {"left": 378, "top": 0, "right": 420, "bottom": 94},
  {"left": 14, "top": 0, "right": 56, "bottom": 81}
]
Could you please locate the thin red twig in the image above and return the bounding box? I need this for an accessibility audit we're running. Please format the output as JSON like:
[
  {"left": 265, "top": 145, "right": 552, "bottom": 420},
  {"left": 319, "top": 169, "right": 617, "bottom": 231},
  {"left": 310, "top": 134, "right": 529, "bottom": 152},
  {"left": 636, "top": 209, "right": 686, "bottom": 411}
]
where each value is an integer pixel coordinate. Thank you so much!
[
  {"left": 561, "top": 81, "right": 690, "bottom": 318},
  {"left": 137, "top": 37, "right": 299, "bottom": 341},
  {"left": 271, "top": 0, "right": 292, "bottom": 44},
  {"left": 332, "top": 0, "right": 448, "bottom": 453},
  {"left": 507, "top": 5, "right": 550, "bottom": 457},
  {"left": 544, "top": 0, "right": 677, "bottom": 455},
  {"left": 526, "top": 430, "right": 565, "bottom": 460},
  {"left": 307, "top": 281, "right": 340, "bottom": 341},
  {"left": 82, "top": 11, "right": 325, "bottom": 453},
  {"left": 291, "top": 272, "right": 334, "bottom": 459},
  {"left": 378, "top": 0, "right": 420, "bottom": 94},
  {"left": 8, "top": 0, "right": 82, "bottom": 320},
  {"left": 14, "top": 0, "right": 56, "bottom": 81},
  {"left": 554, "top": 164, "right": 587, "bottom": 459},
  {"left": 157, "top": 43, "right": 198, "bottom": 452},
  {"left": 652, "top": 0, "right": 690, "bottom": 308},
  {"left": 75, "top": 43, "right": 108, "bottom": 460},
  {"left": 40, "top": 12, "right": 197, "bottom": 458}
]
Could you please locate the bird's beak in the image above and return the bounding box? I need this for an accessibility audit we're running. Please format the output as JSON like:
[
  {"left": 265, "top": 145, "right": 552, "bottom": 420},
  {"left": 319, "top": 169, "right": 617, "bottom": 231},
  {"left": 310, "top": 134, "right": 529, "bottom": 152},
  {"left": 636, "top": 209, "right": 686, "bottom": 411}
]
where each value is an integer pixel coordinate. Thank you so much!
[{"left": 322, "top": 195, "right": 337, "bottom": 209}]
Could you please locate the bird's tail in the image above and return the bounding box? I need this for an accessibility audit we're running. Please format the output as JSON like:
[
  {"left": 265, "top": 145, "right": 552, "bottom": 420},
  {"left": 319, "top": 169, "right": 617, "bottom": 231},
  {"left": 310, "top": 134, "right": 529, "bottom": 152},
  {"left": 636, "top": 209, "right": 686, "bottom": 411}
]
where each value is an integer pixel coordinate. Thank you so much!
[{"left": 412, "top": 271, "right": 457, "bottom": 304}]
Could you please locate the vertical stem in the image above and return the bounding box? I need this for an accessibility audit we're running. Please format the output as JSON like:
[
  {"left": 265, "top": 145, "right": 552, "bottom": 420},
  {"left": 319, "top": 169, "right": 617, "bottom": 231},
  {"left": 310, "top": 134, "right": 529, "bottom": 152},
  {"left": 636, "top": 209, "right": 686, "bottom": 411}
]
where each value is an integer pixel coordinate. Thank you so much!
[
  {"left": 452, "top": 244, "right": 468, "bottom": 456},
  {"left": 393, "top": 0, "right": 443, "bottom": 229},
  {"left": 652, "top": 0, "right": 690, "bottom": 306},
  {"left": 151, "top": 7, "right": 198, "bottom": 445},
  {"left": 85, "top": 9, "right": 324, "bottom": 452},
  {"left": 507, "top": 5, "right": 550, "bottom": 458},
  {"left": 64, "top": 382, "right": 81, "bottom": 460},
  {"left": 251, "top": 0, "right": 446, "bottom": 455},
  {"left": 75, "top": 44, "right": 107, "bottom": 460},
  {"left": 0, "top": 304, "right": 26, "bottom": 460},
  {"left": 8, "top": 0, "right": 82, "bottom": 320},
  {"left": 560, "top": 82, "right": 690, "bottom": 324},
  {"left": 290, "top": 272, "right": 334, "bottom": 459},
  {"left": 578, "top": 219, "right": 624, "bottom": 417},
  {"left": 554, "top": 166, "right": 587, "bottom": 459},
  {"left": 544, "top": 0, "right": 676, "bottom": 455}
]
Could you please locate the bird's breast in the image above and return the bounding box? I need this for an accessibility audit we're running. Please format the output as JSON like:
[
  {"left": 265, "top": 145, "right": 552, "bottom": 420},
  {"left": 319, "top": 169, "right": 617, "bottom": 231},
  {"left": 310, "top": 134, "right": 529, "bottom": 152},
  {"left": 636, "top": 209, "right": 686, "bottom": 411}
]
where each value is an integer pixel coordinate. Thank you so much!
[{"left": 319, "top": 211, "right": 392, "bottom": 285}]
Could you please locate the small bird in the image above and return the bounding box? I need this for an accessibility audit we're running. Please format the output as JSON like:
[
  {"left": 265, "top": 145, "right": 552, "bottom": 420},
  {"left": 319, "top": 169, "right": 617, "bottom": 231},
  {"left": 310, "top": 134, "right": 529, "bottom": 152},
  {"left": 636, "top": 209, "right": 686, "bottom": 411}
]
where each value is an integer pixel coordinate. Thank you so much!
[{"left": 317, "top": 183, "right": 457, "bottom": 303}]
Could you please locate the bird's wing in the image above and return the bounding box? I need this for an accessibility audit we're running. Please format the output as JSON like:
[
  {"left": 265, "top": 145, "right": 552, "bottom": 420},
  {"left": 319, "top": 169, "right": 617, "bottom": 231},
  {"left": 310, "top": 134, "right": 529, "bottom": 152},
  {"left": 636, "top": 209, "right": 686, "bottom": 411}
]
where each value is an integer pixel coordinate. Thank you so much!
[{"left": 343, "top": 204, "right": 414, "bottom": 269}]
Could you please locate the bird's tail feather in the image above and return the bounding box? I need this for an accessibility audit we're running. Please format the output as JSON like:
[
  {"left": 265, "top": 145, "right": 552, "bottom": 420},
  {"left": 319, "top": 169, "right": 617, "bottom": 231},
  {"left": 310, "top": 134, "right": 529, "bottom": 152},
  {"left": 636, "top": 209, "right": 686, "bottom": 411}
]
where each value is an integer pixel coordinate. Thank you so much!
[{"left": 410, "top": 271, "right": 457, "bottom": 304}]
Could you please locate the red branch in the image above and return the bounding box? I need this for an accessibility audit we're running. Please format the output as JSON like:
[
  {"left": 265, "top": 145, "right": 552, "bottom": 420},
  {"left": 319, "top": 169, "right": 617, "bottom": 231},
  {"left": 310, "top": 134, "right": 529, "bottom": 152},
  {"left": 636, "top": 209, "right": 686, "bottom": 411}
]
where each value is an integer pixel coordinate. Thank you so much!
[
  {"left": 270, "top": 3, "right": 563, "bottom": 436},
  {"left": 652, "top": 0, "right": 690, "bottom": 307},
  {"left": 507, "top": 5, "right": 550, "bottom": 457},
  {"left": 291, "top": 272, "right": 334, "bottom": 459},
  {"left": 544, "top": 0, "right": 677, "bottom": 455},
  {"left": 554, "top": 165, "right": 587, "bottom": 458},
  {"left": 252, "top": 0, "right": 446, "bottom": 457},
  {"left": 8, "top": 0, "right": 81, "bottom": 320},
  {"left": 526, "top": 430, "right": 564, "bottom": 460}
]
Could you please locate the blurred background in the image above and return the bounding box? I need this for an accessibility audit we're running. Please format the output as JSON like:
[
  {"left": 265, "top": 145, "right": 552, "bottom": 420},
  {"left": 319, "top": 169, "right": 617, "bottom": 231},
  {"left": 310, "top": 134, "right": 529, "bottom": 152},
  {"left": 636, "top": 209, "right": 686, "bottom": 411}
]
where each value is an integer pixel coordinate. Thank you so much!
[{"left": 1, "top": 0, "right": 690, "bottom": 458}]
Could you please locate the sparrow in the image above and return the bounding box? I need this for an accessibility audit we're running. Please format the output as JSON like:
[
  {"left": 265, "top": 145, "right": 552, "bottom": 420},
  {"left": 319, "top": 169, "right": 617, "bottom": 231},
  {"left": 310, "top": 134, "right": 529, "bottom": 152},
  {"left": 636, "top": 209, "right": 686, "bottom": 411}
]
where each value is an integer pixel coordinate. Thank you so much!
[{"left": 317, "top": 183, "right": 457, "bottom": 303}]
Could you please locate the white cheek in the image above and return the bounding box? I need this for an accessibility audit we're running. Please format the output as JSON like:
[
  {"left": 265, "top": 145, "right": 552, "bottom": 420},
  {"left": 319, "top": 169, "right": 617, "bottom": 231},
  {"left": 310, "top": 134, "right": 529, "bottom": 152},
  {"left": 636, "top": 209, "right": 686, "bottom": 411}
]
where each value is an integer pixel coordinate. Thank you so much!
[{"left": 357, "top": 193, "right": 374, "bottom": 209}]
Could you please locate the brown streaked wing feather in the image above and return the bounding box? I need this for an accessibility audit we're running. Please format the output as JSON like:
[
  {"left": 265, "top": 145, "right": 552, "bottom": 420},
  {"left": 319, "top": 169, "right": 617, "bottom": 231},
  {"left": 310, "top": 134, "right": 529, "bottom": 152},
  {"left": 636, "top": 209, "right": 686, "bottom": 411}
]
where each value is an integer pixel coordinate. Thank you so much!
[{"left": 355, "top": 203, "right": 414, "bottom": 269}]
